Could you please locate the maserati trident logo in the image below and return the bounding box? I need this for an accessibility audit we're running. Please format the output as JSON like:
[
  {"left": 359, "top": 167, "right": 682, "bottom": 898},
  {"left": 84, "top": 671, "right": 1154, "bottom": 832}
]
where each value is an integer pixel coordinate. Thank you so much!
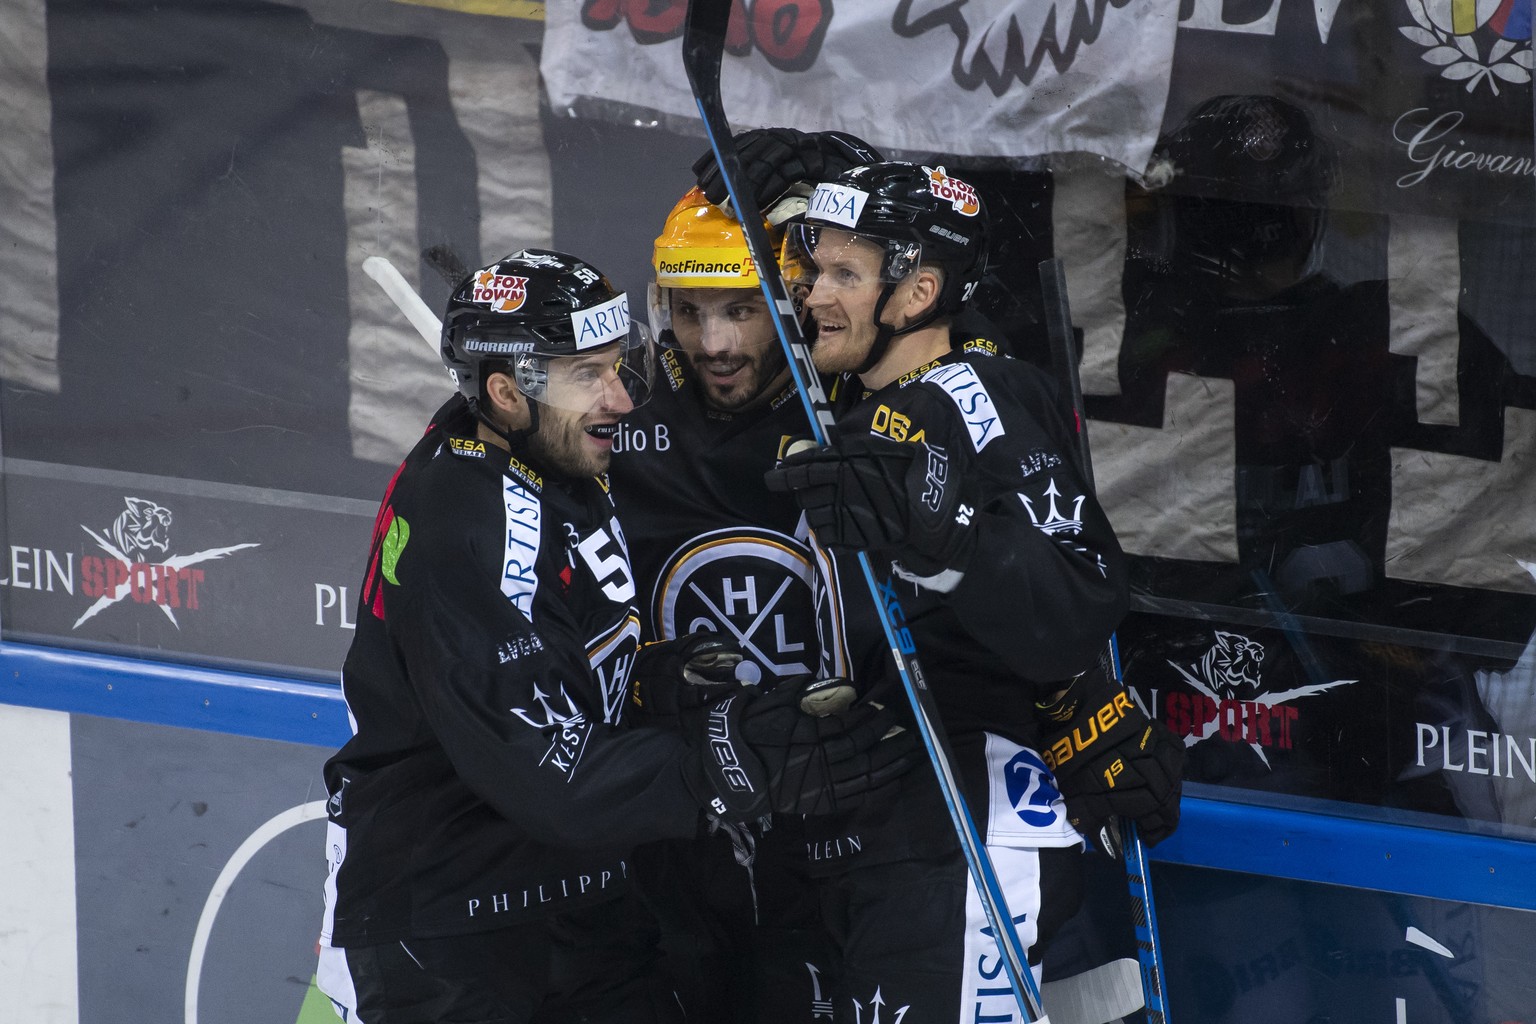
[
  {"left": 851, "top": 986, "right": 910, "bottom": 1024},
  {"left": 511, "top": 683, "right": 593, "bottom": 780}
]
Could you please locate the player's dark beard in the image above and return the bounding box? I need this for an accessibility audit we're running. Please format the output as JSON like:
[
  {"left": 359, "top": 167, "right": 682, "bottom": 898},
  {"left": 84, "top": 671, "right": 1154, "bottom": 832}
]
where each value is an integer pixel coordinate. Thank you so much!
[
  {"left": 527, "top": 407, "right": 609, "bottom": 478},
  {"left": 690, "top": 344, "right": 789, "bottom": 412}
]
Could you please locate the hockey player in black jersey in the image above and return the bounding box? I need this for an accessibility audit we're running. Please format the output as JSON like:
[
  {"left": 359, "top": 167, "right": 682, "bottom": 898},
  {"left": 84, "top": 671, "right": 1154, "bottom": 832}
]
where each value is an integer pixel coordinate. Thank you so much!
[
  {"left": 765, "top": 163, "right": 1186, "bottom": 1022},
  {"left": 611, "top": 129, "right": 880, "bottom": 1024},
  {"left": 315, "top": 248, "right": 916, "bottom": 1024}
]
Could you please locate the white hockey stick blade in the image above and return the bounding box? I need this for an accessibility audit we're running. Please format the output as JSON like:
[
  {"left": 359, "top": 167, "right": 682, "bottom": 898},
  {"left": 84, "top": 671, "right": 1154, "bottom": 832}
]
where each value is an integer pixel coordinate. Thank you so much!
[
  {"left": 362, "top": 255, "right": 442, "bottom": 350},
  {"left": 1041, "top": 958, "right": 1146, "bottom": 1024}
]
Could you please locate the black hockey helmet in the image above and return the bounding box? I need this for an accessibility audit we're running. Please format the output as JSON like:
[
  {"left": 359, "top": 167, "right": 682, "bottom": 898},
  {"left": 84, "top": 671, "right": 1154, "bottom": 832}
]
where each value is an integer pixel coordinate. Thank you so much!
[
  {"left": 441, "top": 248, "right": 654, "bottom": 418},
  {"left": 1155, "top": 94, "right": 1335, "bottom": 205},
  {"left": 1138, "top": 95, "right": 1336, "bottom": 295},
  {"left": 794, "top": 161, "right": 989, "bottom": 317}
]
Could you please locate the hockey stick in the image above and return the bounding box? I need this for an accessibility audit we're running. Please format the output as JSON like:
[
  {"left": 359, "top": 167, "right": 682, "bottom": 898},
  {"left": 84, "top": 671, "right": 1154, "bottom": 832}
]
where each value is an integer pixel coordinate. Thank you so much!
[
  {"left": 1037, "top": 257, "right": 1169, "bottom": 1024},
  {"left": 363, "top": 256, "right": 443, "bottom": 349},
  {"left": 1041, "top": 958, "right": 1146, "bottom": 1024},
  {"left": 680, "top": 4, "right": 1049, "bottom": 1021}
]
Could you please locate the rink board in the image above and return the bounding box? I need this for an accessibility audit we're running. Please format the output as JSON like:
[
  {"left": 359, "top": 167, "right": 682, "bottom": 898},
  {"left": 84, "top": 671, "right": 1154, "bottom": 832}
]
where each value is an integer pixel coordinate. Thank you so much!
[{"left": 2, "top": 641, "right": 1534, "bottom": 1024}]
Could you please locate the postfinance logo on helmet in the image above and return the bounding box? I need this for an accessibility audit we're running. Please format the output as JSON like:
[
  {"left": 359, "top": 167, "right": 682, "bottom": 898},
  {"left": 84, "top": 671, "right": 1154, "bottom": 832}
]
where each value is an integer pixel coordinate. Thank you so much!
[{"left": 652, "top": 187, "right": 775, "bottom": 291}]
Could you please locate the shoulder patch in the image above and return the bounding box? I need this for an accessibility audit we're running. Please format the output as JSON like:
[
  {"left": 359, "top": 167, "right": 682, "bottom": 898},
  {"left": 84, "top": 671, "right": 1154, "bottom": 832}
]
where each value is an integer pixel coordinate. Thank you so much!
[
  {"left": 919, "top": 362, "right": 1005, "bottom": 451},
  {"left": 447, "top": 435, "right": 487, "bottom": 459},
  {"left": 505, "top": 454, "right": 544, "bottom": 493},
  {"left": 961, "top": 337, "right": 1001, "bottom": 356}
]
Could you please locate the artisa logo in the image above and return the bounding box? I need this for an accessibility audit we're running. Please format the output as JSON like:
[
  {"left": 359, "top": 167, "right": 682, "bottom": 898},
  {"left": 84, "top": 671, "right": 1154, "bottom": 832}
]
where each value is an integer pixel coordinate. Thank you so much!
[
  {"left": 472, "top": 270, "right": 529, "bottom": 312},
  {"left": 75, "top": 497, "right": 259, "bottom": 628}
]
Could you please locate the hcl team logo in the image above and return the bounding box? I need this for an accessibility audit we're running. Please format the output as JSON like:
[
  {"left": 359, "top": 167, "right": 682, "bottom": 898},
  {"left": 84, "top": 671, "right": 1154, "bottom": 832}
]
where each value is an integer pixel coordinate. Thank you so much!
[{"left": 75, "top": 497, "right": 259, "bottom": 628}]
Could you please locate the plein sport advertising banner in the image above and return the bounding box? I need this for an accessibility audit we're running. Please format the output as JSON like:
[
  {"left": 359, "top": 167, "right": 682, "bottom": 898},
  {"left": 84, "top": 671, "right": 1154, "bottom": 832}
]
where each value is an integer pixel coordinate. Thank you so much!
[{"left": 541, "top": 0, "right": 1183, "bottom": 173}]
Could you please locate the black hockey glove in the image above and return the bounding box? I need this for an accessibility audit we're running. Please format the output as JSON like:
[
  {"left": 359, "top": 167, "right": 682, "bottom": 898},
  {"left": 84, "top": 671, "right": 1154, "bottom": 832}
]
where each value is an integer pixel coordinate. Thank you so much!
[
  {"left": 693, "top": 127, "right": 884, "bottom": 211},
  {"left": 764, "top": 434, "right": 978, "bottom": 586},
  {"left": 1036, "top": 670, "right": 1184, "bottom": 856},
  {"left": 682, "top": 677, "right": 918, "bottom": 822},
  {"left": 631, "top": 632, "right": 744, "bottom": 734}
]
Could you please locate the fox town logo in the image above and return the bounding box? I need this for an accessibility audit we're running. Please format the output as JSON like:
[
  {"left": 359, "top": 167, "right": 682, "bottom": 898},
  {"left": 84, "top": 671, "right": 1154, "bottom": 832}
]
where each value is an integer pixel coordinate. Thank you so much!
[
  {"left": 75, "top": 497, "right": 259, "bottom": 628},
  {"left": 1162, "top": 630, "right": 1356, "bottom": 767},
  {"left": 471, "top": 270, "right": 529, "bottom": 312}
]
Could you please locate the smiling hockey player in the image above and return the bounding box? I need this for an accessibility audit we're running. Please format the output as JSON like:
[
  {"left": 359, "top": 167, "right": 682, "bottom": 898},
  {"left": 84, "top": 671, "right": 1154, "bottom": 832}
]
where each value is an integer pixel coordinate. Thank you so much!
[
  {"left": 314, "top": 248, "right": 915, "bottom": 1024},
  {"left": 766, "top": 163, "right": 1186, "bottom": 1022},
  {"left": 612, "top": 127, "right": 884, "bottom": 1024}
]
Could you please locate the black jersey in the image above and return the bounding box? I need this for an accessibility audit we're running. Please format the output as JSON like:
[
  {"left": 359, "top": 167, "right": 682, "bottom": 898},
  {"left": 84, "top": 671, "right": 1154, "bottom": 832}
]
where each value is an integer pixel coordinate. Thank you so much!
[
  {"left": 320, "top": 395, "right": 702, "bottom": 947},
  {"left": 803, "top": 340, "right": 1130, "bottom": 871},
  {"left": 610, "top": 349, "right": 831, "bottom": 684}
]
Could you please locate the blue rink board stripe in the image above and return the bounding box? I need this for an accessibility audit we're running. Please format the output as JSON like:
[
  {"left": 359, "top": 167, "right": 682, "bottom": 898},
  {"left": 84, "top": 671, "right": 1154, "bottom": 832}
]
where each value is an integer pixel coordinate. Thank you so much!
[
  {"left": 1148, "top": 794, "right": 1536, "bottom": 912},
  {"left": 0, "top": 640, "right": 350, "bottom": 747},
  {"left": 2, "top": 639, "right": 1533, "bottom": 911}
]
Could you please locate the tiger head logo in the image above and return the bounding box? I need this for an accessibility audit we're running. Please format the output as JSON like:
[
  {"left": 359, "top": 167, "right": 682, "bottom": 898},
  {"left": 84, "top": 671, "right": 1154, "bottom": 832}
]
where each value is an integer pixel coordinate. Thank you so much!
[
  {"left": 107, "top": 497, "right": 173, "bottom": 562},
  {"left": 1200, "top": 630, "right": 1266, "bottom": 699}
]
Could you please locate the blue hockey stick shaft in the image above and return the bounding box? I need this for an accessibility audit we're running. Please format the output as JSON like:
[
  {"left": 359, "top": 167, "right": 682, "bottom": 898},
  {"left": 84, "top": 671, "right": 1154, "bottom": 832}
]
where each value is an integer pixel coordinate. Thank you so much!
[
  {"left": 680, "top": 3, "right": 1048, "bottom": 1020},
  {"left": 1038, "top": 257, "right": 1169, "bottom": 1024}
]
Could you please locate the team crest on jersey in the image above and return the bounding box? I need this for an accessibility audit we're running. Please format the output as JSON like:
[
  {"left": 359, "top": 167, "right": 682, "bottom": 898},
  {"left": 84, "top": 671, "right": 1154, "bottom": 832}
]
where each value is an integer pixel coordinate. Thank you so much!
[
  {"left": 588, "top": 614, "right": 642, "bottom": 724},
  {"left": 652, "top": 527, "right": 817, "bottom": 682}
]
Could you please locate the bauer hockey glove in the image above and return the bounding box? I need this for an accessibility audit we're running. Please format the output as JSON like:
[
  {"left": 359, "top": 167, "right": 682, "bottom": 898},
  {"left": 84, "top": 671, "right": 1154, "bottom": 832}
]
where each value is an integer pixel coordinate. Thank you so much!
[
  {"left": 631, "top": 632, "right": 744, "bottom": 734},
  {"left": 1036, "top": 669, "right": 1185, "bottom": 855},
  {"left": 682, "top": 677, "right": 918, "bottom": 822},
  {"left": 765, "top": 434, "right": 979, "bottom": 589},
  {"left": 693, "top": 127, "right": 883, "bottom": 213}
]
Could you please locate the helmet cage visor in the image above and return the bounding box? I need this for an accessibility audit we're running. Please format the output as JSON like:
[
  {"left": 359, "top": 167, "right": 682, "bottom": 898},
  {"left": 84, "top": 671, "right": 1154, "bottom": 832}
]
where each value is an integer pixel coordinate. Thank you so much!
[
  {"left": 647, "top": 282, "right": 779, "bottom": 360},
  {"left": 528, "top": 320, "right": 655, "bottom": 412},
  {"left": 785, "top": 222, "right": 923, "bottom": 300},
  {"left": 457, "top": 319, "right": 656, "bottom": 412}
]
